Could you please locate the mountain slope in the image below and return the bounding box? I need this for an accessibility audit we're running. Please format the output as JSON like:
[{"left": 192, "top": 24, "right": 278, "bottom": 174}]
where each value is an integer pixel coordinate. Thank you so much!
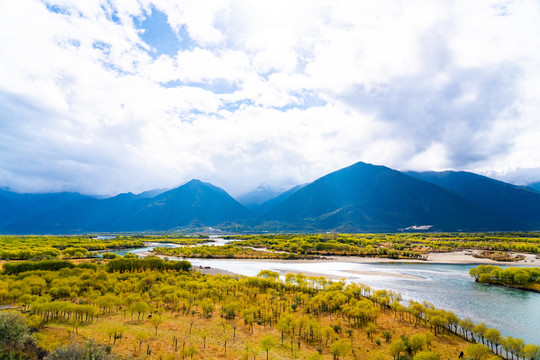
[
  {"left": 0, "top": 190, "right": 23, "bottom": 229},
  {"left": 102, "top": 180, "right": 252, "bottom": 231},
  {"left": 255, "top": 184, "right": 305, "bottom": 215},
  {"left": 2, "top": 181, "right": 251, "bottom": 233},
  {"left": 527, "top": 182, "right": 540, "bottom": 192},
  {"left": 264, "top": 162, "right": 525, "bottom": 232},
  {"left": 5, "top": 193, "right": 139, "bottom": 233},
  {"left": 407, "top": 171, "right": 540, "bottom": 225}
]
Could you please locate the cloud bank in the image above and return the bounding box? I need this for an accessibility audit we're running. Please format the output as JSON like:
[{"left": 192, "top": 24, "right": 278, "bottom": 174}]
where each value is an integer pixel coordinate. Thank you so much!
[{"left": 1, "top": 0, "right": 540, "bottom": 196}]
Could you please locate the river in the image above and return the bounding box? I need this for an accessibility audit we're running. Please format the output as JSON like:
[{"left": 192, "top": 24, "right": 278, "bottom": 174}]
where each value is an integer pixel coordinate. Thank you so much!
[{"left": 114, "top": 238, "right": 540, "bottom": 345}]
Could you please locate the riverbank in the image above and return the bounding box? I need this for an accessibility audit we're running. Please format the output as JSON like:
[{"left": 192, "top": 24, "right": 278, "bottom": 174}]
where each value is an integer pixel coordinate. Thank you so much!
[{"left": 326, "top": 250, "right": 540, "bottom": 266}]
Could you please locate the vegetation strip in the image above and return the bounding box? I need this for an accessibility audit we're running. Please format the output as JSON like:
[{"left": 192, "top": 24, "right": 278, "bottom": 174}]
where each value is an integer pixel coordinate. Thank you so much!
[{"left": 469, "top": 265, "right": 540, "bottom": 293}]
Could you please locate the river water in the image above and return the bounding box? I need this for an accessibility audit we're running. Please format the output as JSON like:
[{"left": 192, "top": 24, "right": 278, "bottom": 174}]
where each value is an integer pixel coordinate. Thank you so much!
[{"left": 115, "top": 239, "right": 540, "bottom": 345}]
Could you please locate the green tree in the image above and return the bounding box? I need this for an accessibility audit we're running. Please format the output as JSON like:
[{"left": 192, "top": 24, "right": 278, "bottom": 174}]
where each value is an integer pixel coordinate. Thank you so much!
[
  {"left": 151, "top": 315, "right": 163, "bottom": 335},
  {"left": 45, "top": 341, "right": 115, "bottom": 360},
  {"left": 465, "top": 343, "right": 491, "bottom": 360},
  {"left": 330, "top": 339, "right": 351, "bottom": 360},
  {"left": 474, "top": 323, "right": 488, "bottom": 345},
  {"left": 0, "top": 311, "right": 37, "bottom": 358},
  {"left": 260, "top": 335, "right": 277, "bottom": 360},
  {"left": 484, "top": 328, "right": 501, "bottom": 354},
  {"left": 388, "top": 338, "right": 407, "bottom": 360},
  {"left": 523, "top": 344, "right": 540, "bottom": 360},
  {"left": 408, "top": 333, "right": 427, "bottom": 355}
]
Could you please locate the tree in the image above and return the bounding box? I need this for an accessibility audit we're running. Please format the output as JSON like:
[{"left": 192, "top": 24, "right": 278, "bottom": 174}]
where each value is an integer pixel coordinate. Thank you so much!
[
  {"left": 388, "top": 338, "right": 407, "bottom": 360},
  {"left": 244, "top": 342, "right": 257, "bottom": 360},
  {"left": 45, "top": 341, "right": 114, "bottom": 360},
  {"left": 460, "top": 318, "right": 475, "bottom": 341},
  {"left": 277, "top": 313, "right": 294, "bottom": 343},
  {"left": 151, "top": 315, "right": 163, "bottom": 335},
  {"left": 260, "top": 335, "right": 277, "bottom": 360},
  {"left": 484, "top": 328, "right": 501, "bottom": 354},
  {"left": 182, "top": 344, "right": 197, "bottom": 360},
  {"left": 523, "top": 344, "right": 540, "bottom": 360},
  {"left": 474, "top": 323, "right": 488, "bottom": 345},
  {"left": 366, "top": 322, "right": 377, "bottom": 341},
  {"left": 322, "top": 325, "right": 336, "bottom": 347},
  {"left": 0, "top": 311, "right": 38, "bottom": 358},
  {"left": 135, "top": 332, "right": 150, "bottom": 352},
  {"left": 465, "top": 343, "right": 491, "bottom": 360},
  {"left": 408, "top": 333, "right": 427, "bottom": 355},
  {"left": 330, "top": 339, "right": 351, "bottom": 360}
]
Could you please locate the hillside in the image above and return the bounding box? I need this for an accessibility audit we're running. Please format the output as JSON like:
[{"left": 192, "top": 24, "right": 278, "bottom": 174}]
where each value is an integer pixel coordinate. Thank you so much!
[
  {"left": 407, "top": 171, "right": 540, "bottom": 226},
  {"left": 2, "top": 180, "right": 250, "bottom": 233},
  {"left": 263, "top": 162, "right": 525, "bottom": 232}
]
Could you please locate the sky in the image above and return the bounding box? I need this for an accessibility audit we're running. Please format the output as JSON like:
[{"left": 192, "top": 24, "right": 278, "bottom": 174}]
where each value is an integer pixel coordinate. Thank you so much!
[{"left": 1, "top": 0, "right": 540, "bottom": 197}]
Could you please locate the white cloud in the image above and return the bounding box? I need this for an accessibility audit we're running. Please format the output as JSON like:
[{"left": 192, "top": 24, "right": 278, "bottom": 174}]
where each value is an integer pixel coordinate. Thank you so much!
[{"left": 1, "top": 0, "right": 540, "bottom": 196}]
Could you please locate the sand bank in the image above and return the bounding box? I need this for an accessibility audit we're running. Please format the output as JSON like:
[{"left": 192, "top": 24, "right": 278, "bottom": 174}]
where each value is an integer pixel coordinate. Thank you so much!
[
  {"left": 149, "top": 249, "right": 540, "bottom": 266},
  {"left": 326, "top": 250, "right": 540, "bottom": 266}
]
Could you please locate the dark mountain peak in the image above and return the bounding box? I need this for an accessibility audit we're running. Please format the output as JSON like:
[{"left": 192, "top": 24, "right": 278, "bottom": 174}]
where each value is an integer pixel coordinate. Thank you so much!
[
  {"left": 185, "top": 179, "right": 204, "bottom": 186},
  {"left": 324, "top": 161, "right": 399, "bottom": 180},
  {"left": 158, "top": 179, "right": 228, "bottom": 200}
]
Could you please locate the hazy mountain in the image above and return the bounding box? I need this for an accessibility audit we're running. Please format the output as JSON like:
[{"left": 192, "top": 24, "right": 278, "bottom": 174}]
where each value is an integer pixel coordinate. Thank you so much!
[
  {"left": 236, "top": 185, "right": 282, "bottom": 210},
  {"left": 4, "top": 180, "right": 251, "bottom": 233},
  {"left": 255, "top": 184, "right": 305, "bottom": 215},
  {"left": 6, "top": 192, "right": 139, "bottom": 233},
  {"left": 0, "top": 190, "right": 93, "bottom": 231},
  {"left": 108, "top": 180, "right": 251, "bottom": 231},
  {"left": 263, "top": 162, "right": 525, "bottom": 232},
  {"left": 135, "top": 188, "right": 169, "bottom": 199},
  {"left": 407, "top": 171, "right": 540, "bottom": 225}
]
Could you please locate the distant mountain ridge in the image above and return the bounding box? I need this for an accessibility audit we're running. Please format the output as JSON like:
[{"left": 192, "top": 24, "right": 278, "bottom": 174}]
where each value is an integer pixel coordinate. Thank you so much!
[
  {"left": 236, "top": 185, "right": 283, "bottom": 210},
  {"left": 262, "top": 162, "right": 523, "bottom": 232},
  {"left": 2, "top": 180, "right": 250, "bottom": 233},
  {"left": 406, "top": 171, "right": 540, "bottom": 227},
  {"left": 0, "top": 162, "right": 538, "bottom": 233}
]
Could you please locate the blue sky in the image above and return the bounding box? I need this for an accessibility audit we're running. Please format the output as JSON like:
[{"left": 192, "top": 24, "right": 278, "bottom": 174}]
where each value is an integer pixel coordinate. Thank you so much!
[{"left": 1, "top": 0, "right": 540, "bottom": 196}]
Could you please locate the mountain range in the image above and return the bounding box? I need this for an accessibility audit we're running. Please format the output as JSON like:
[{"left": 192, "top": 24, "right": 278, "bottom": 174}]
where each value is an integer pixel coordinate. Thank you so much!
[{"left": 1, "top": 162, "right": 540, "bottom": 233}]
